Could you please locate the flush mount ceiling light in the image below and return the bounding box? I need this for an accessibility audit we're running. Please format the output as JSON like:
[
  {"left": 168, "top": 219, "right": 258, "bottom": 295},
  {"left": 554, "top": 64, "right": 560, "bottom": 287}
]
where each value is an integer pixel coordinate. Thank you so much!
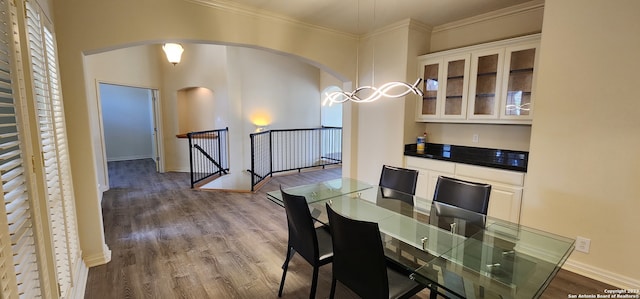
[
  {"left": 323, "top": 0, "right": 423, "bottom": 105},
  {"left": 162, "top": 43, "right": 184, "bottom": 65}
]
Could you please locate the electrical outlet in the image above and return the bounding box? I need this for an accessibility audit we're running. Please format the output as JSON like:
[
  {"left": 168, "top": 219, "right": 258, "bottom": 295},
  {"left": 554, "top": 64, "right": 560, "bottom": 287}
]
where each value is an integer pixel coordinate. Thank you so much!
[
  {"left": 472, "top": 134, "right": 479, "bottom": 143},
  {"left": 575, "top": 236, "right": 591, "bottom": 253}
]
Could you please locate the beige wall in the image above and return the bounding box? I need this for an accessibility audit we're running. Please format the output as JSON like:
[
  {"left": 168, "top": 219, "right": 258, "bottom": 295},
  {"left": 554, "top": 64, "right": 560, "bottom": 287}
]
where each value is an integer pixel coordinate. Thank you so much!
[
  {"left": 524, "top": 0, "right": 640, "bottom": 287},
  {"left": 417, "top": 0, "right": 544, "bottom": 151},
  {"left": 84, "top": 45, "right": 163, "bottom": 194},
  {"left": 54, "top": 0, "right": 357, "bottom": 264},
  {"left": 430, "top": 0, "right": 544, "bottom": 52},
  {"left": 228, "top": 46, "right": 322, "bottom": 173},
  {"left": 353, "top": 20, "right": 425, "bottom": 184},
  {"left": 177, "top": 88, "right": 217, "bottom": 134},
  {"left": 403, "top": 21, "right": 432, "bottom": 145},
  {"left": 55, "top": 0, "right": 639, "bottom": 288},
  {"left": 87, "top": 43, "right": 327, "bottom": 173},
  {"left": 426, "top": 123, "right": 531, "bottom": 151}
]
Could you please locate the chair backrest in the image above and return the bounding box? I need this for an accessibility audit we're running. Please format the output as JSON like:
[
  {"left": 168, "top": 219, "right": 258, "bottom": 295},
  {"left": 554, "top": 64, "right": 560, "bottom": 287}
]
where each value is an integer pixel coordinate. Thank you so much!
[
  {"left": 433, "top": 176, "right": 491, "bottom": 215},
  {"left": 430, "top": 201, "right": 487, "bottom": 237},
  {"left": 281, "top": 188, "right": 319, "bottom": 264},
  {"left": 378, "top": 187, "right": 415, "bottom": 207},
  {"left": 379, "top": 165, "right": 419, "bottom": 195},
  {"left": 326, "top": 203, "right": 389, "bottom": 299}
]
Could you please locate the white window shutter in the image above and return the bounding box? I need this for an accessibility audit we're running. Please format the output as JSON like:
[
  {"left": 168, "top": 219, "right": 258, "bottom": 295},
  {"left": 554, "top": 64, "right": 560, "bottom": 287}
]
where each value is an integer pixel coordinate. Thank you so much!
[
  {"left": 25, "top": 0, "right": 81, "bottom": 297},
  {"left": 44, "top": 24, "right": 80, "bottom": 295},
  {"left": 0, "top": 0, "right": 44, "bottom": 298}
]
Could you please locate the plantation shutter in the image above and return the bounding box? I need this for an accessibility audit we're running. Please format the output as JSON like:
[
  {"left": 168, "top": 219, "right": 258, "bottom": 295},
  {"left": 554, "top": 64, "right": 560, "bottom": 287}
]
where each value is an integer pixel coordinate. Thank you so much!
[
  {"left": 25, "top": 0, "right": 80, "bottom": 297},
  {"left": 44, "top": 22, "right": 80, "bottom": 296},
  {"left": 0, "top": 0, "right": 43, "bottom": 298}
]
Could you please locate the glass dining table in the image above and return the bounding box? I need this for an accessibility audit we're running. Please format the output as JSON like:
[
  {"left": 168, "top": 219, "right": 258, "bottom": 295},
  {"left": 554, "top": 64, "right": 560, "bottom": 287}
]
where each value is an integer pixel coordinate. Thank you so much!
[{"left": 266, "top": 178, "right": 575, "bottom": 299}]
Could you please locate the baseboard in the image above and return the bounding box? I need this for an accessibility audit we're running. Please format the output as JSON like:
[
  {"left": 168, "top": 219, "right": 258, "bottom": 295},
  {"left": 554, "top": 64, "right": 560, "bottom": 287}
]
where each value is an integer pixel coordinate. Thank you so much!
[
  {"left": 71, "top": 257, "right": 89, "bottom": 299},
  {"left": 563, "top": 258, "right": 640, "bottom": 289},
  {"left": 106, "top": 155, "right": 153, "bottom": 162},
  {"left": 83, "top": 244, "right": 112, "bottom": 267}
]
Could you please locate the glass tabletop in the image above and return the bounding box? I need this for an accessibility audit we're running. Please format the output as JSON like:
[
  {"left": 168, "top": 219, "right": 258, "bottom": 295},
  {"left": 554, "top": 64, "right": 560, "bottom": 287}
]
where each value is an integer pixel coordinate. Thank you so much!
[
  {"left": 268, "top": 179, "right": 575, "bottom": 299},
  {"left": 309, "top": 193, "right": 469, "bottom": 259},
  {"left": 266, "top": 177, "right": 373, "bottom": 206},
  {"left": 413, "top": 220, "right": 575, "bottom": 299}
]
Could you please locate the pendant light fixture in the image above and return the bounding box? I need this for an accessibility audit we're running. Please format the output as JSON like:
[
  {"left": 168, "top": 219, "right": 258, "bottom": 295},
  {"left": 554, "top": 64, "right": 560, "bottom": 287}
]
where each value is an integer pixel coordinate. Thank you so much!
[
  {"left": 323, "top": 0, "right": 423, "bottom": 105},
  {"left": 162, "top": 43, "right": 184, "bottom": 65}
]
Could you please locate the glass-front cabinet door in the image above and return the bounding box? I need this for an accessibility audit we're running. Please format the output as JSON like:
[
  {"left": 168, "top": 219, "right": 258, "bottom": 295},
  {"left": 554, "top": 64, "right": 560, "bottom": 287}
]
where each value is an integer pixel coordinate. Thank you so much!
[
  {"left": 500, "top": 43, "right": 539, "bottom": 120},
  {"left": 468, "top": 48, "right": 504, "bottom": 120},
  {"left": 417, "top": 57, "right": 443, "bottom": 119},
  {"left": 416, "top": 54, "right": 470, "bottom": 121},
  {"left": 416, "top": 34, "right": 539, "bottom": 123},
  {"left": 440, "top": 54, "right": 470, "bottom": 120}
]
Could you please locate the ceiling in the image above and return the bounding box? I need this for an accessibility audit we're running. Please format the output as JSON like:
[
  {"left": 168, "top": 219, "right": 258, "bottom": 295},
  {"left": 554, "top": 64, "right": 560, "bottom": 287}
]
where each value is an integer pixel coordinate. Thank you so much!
[{"left": 202, "top": 0, "right": 535, "bottom": 35}]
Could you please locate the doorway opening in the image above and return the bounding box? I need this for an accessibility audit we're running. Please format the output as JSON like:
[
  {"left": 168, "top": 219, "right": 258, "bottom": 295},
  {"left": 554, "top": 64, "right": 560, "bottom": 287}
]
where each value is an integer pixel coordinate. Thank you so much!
[{"left": 98, "top": 83, "right": 163, "bottom": 189}]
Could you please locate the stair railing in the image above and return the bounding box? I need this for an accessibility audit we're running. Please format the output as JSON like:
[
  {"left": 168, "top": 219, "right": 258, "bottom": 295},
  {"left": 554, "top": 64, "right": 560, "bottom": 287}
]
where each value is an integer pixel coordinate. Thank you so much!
[
  {"left": 187, "top": 127, "right": 229, "bottom": 188},
  {"left": 249, "top": 126, "right": 342, "bottom": 191}
]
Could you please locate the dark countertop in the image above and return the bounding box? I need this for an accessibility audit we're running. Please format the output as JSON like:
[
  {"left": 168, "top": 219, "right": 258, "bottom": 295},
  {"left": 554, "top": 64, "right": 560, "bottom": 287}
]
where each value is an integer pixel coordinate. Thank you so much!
[{"left": 404, "top": 143, "right": 528, "bottom": 172}]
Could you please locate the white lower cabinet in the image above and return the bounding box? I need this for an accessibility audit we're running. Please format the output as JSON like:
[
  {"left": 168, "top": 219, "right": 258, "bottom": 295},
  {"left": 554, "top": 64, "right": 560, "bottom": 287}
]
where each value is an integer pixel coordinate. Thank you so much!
[
  {"left": 405, "top": 156, "right": 454, "bottom": 212},
  {"left": 404, "top": 156, "right": 525, "bottom": 224}
]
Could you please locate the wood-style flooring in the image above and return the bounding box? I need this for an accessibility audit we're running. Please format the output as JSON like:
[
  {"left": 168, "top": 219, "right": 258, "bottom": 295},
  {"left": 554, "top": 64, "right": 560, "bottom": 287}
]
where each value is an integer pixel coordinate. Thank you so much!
[{"left": 85, "top": 159, "right": 613, "bottom": 299}]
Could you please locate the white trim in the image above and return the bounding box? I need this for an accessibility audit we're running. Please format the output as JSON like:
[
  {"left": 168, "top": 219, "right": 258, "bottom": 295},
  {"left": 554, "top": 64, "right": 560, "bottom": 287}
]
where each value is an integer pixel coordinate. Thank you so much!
[
  {"left": 363, "top": 18, "right": 432, "bottom": 40},
  {"left": 433, "top": 0, "right": 544, "bottom": 33},
  {"left": 563, "top": 258, "right": 640, "bottom": 289},
  {"left": 83, "top": 245, "right": 112, "bottom": 267},
  {"left": 106, "top": 155, "right": 155, "bottom": 162},
  {"left": 169, "top": 167, "right": 191, "bottom": 173},
  {"left": 183, "top": 0, "right": 357, "bottom": 38},
  {"left": 70, "top": 257, "right": 89, "bottom": 299}
]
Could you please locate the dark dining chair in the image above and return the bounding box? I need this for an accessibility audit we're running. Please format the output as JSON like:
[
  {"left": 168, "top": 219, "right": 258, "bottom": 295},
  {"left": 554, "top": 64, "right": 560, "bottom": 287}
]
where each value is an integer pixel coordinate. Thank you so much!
[
  {"left": 379, "top": 165, "right": 419, "bottom": 205},
  {"left": 278, "top": 187, "right": 333, "bottom": 299},
  {"left": 433, "top": 176, "right": 491, "bottom": 215},
  {"left": 326, "top": 203, "right": 425, "bottom": 299},
  {"left": 429, "top": 176, "right": 492, "bottom": 299}
]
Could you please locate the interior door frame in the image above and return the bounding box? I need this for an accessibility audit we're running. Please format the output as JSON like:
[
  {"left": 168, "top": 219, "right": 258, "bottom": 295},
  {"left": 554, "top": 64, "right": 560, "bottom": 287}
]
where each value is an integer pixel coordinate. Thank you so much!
[
  {"left": 95, "top": 81, "right": 165, "bottom": 191},
  {"left": 151, "top": 89, "right": 164, "bottom": 172}
]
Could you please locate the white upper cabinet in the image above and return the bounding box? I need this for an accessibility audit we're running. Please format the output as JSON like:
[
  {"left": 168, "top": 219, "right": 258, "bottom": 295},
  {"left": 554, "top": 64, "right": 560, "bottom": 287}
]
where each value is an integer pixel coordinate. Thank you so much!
[
  {"left": 467, "top": 48, "right": 505, "bottom": 120},
  {"left": 500, "top": 42, "right": 540, "bottom": 120},
  {"left": 417, "top": 57, "right": 443, "bottom": 119},
  {"left": 416, "top": 34, "right": 540, "bottom": 124},
  {"left": 441, "top": 54, "right": 471, "bottom": 120},
  {"left": 417, "top": 54, "right": 470, "bottom": 120}
]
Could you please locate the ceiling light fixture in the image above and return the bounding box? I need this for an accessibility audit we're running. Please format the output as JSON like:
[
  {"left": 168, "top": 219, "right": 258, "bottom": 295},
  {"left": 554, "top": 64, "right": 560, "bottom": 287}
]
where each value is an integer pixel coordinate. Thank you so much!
[
  {"left": 323, "top": 0, "right": 423, "bottom": 105},
  {"left": 162, "top": 43, "right": 184, "bottom": 65},
  {"left": 324, "top": 79, "right": 423, "bottom": 104}
]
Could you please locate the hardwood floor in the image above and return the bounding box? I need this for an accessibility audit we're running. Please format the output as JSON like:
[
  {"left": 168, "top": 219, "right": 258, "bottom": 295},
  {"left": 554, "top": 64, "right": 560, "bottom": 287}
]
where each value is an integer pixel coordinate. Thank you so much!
[{"left": 85, "top": 159, "right": 613, "bottom": 299}]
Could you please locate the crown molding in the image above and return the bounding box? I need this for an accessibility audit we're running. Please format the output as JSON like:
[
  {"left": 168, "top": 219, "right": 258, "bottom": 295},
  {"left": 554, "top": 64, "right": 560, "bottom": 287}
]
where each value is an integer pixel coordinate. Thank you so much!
[
  {"left": 433, "top": 0, "right": 544, "bottom": 33},
  {"left": 362, "top": 18, "right": 432, "bottom": 40},
  {"left": 183, "top": 0, "right": 358, "bottom": 40}
]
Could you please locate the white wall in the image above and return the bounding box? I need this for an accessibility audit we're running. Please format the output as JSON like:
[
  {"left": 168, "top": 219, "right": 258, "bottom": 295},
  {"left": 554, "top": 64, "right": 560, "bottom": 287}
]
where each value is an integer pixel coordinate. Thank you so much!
[
  {"left": 523, "top": 0, "right": 640, "bottom": 288},
  {"left": 100, "top": 84, "right": 154, "bottom": 162}
]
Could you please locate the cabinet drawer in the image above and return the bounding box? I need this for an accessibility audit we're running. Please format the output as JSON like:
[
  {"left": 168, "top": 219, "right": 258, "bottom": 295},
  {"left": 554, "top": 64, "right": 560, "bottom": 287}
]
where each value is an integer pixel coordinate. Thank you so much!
[
  {"left": 455, "top": 164, "right": 524, "bottom": 186},
  {"left": 405, "top": 156, "right": 455, "bottom": 173}
]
